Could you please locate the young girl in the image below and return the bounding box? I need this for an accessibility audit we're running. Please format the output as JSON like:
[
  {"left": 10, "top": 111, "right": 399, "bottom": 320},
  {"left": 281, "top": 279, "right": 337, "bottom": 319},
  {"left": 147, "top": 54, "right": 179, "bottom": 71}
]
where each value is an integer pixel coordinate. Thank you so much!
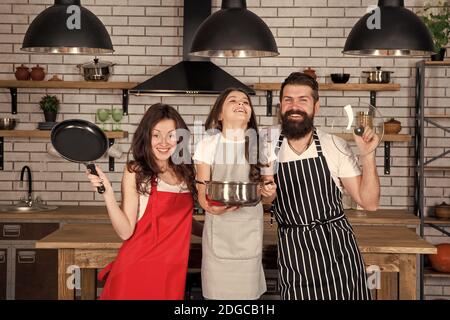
[
  {"left": 86, "top": 103, "right": 196, "bottom": 300},
  {"left": 194, "top": 88, "right": 277, "bottom": 300}
]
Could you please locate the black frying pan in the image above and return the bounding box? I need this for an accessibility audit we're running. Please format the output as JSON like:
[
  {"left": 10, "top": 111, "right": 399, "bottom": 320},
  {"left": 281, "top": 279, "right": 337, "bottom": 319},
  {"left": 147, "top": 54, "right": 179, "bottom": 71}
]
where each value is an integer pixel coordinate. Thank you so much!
[{"left": 51, "top": 119, "right": 107, "bottom": 194}]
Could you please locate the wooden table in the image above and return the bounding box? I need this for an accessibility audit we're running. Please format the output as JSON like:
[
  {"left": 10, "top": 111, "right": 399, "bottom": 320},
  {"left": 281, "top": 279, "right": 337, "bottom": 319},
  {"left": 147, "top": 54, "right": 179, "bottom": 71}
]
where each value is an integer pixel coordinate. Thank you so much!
[
  {"left": 0, "top": 206, "right": 419, "bottom": 225},
  {"left": 36, "top": 223, "right": 435, "bottom": 300}
]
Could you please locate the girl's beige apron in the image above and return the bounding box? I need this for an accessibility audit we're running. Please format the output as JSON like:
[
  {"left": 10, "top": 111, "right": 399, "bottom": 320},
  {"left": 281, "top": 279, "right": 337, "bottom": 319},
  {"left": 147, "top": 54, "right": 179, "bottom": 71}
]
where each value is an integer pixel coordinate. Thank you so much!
[{"left": 201, "top": 136, "right": 266, "bottom": 300}]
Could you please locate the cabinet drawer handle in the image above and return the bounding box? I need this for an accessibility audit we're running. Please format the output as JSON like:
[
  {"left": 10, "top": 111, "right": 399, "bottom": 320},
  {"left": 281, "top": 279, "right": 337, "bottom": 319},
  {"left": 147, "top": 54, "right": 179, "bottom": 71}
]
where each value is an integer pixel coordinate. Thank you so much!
[
  {"left": 3, "top": 225, "right": 21, "bottom": 238},
  {"left": 17, "top": 251, "right": 36, "bottom": 264},
  {"left": 0, "top": 251, "right": 5, "bottom": 264}
]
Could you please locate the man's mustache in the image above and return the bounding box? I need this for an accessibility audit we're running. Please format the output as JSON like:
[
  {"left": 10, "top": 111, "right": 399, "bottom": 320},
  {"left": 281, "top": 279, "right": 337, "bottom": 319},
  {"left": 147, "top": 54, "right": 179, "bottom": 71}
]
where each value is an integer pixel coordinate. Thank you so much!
[{"left": 284, "top": 110, "right": 308, "bottom": 119}]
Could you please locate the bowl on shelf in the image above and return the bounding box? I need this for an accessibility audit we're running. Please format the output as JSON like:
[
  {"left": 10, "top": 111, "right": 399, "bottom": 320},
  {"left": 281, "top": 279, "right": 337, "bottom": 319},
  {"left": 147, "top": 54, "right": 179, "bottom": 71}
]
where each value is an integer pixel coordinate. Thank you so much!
[
  {"left": 330, "top": 73, "right": 350, "bottom": 84},
  {"left": 384, "top": 118, "right": 402, "bottom": 134},
  {"left": 428, "top": 243, "right": 450, "bottom": 273},
  {"left": 435, "top": 202, "right": 450, "bottom": 219},
  {"left": 0, "top": 118, "right": 18, "bottom": 130}
]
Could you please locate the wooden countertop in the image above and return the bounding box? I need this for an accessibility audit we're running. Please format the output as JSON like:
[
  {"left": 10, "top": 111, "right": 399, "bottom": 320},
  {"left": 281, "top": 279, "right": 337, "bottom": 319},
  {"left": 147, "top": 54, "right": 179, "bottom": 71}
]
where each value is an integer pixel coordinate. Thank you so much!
[
  {"left": 345, "top": 209, "right": 420, "bottom": 225},
  {"left": 0, "top": 205, "right": 109, "bottom": 221},
  {"left": 36, "top": 223, "right": 436, "bottom": 254},
  {"left": 194, "top": 209, "right": 420, "bottom": 225},
  {"left": 0, "top": 206, "right": 420, "bottom": 225}
]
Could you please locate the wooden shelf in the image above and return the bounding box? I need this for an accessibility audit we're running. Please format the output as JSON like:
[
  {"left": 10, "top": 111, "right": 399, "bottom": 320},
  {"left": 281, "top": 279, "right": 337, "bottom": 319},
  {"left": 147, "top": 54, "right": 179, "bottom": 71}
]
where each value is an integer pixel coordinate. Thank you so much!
[
  {"left": 335, "top": 133, "right": 412, "bottom": 142},
  {"left": 0, "top": 130, "right": 128, "bottom": 139},
  {"left": 424, "top": 60, "right": 450, "bottom": 66},
  {"left": 0, "top": 80, "right": 138, "bottom": 115},
  {"left": 425, "top": 114, "right": 450, "bottom": 118},
  {"left": 425, "top": 217, "right": 450, "bottom": 225},
  {"left": 424, "top": 166, "right": 450, "bottom": 171},
  {"left": 253, "top": 81, "right": 403, "bottom": 175},
  {"left": 0, "top": 80, "right": 138, "bottom": 90},
  {"left": 251, "top": 83, "right": 401, "bottom": 91},
  {"left": 424, "top": 268, "right": 450, "bottom": 278}
]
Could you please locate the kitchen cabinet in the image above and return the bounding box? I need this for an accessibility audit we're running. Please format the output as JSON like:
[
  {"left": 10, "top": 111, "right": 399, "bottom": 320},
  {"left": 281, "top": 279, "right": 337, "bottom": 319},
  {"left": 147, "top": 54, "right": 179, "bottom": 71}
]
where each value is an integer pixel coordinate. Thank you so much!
[
  {"left": 0, "top": 222, "right": 59, "bottom": 300},
  {"left": 15, "top": 249, "right": 57, "bottom": 300},
  {"left": 0, "top": 222, "right": 59, "bottom": 240},
  {"left": 414, "top": 59, "right": 450, "bottom": 299}
]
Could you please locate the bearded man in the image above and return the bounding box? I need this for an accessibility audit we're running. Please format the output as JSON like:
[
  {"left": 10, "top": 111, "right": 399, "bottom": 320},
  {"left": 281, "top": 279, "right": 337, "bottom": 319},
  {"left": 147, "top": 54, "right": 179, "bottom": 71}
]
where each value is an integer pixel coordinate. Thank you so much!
[{"left": 270, "top": 72, "right": 380, "bottom": 300}]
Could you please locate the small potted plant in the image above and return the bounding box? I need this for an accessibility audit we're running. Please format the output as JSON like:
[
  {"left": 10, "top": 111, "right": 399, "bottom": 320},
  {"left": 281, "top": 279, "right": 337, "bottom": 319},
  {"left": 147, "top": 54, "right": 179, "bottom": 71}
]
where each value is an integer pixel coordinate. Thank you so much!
[
  {"left": 39, "top": 94, "right": 60, "bottom": 123},
  {"left": 420, "top": 1, "right": 450, "bottom": 61}
]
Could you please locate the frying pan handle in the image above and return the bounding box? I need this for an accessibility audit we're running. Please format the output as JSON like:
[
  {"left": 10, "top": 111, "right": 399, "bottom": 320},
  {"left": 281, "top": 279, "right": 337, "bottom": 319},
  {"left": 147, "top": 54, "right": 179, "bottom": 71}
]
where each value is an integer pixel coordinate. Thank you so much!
[{"left": 86, "top": 163, "right": 106, "bottom": 194}]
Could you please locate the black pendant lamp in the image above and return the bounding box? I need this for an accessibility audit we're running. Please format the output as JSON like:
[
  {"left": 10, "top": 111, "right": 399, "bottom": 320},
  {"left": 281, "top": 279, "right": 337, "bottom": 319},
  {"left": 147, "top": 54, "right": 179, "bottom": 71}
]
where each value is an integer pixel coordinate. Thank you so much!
[
  {"left": 21, "top": 0, "right": 113, "bottom": 54},
  {"left": 190, "top": 0, "right": 279, "bottom": 58},
  {"left": 343, "top": 0, "right": 434, "bottom": 57}
]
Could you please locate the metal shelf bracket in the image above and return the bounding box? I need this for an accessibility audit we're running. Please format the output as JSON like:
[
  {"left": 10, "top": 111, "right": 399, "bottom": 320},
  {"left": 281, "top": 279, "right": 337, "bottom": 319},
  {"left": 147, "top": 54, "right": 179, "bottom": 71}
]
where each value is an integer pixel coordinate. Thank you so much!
[
  {"left": 122, "top": 90, "right": 129, "bottom": 116},
  {"left": 384, "top": 141, "right": 391, "bottom": 175},
  {"left": 0, "top": 137, "right": 3, "bottom": 170},
  {"left": 10, "top": 88, "right": 17, "bottom": 114},
  {"left": 108, "top": 138, "right": 115, "bottom": 172},
  {"left": 266, "top": 90, "right": 273, "bottom": 116}
]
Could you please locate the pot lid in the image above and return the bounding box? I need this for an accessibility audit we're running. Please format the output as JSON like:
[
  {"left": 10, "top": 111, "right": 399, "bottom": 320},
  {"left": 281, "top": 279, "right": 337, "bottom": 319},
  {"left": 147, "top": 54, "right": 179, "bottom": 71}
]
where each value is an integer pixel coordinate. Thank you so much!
[
  {"left": 80, "top": 58, "right": 113, "bottom": 68},
  {"left": 363, "top": 66, "right": 394, "bottom": 73}
]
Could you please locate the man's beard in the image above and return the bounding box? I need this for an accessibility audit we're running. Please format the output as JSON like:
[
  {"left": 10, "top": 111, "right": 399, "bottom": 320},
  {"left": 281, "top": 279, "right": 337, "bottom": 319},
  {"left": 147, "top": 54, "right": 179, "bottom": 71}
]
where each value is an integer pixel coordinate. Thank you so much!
[{"left": 281, "top": 109, "right": 314, "bottom": 140}]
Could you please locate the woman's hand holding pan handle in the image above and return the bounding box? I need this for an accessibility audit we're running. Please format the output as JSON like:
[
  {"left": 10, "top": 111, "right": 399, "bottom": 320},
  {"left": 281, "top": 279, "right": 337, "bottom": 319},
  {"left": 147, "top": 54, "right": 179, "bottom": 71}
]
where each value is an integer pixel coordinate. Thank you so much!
[{"left": 86, "top": 164, "right": 112, "bottom": 195}]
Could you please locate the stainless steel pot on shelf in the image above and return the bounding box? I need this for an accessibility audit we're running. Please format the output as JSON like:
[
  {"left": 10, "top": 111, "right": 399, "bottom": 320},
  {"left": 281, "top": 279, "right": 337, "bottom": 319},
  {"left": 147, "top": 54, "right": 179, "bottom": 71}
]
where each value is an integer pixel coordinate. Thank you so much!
[
  {"left": 362, "top": 66, "right": 393, "bottom": 84},
  {"left": 77, "top": 58, "right": 115, "bottom": 81}
]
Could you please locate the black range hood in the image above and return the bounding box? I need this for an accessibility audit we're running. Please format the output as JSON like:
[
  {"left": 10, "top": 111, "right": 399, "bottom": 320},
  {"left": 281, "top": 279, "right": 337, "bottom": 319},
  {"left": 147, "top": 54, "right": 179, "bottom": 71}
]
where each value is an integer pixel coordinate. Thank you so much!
[{"left": 130, "top": 0, "right": 254, "bottom": 95}]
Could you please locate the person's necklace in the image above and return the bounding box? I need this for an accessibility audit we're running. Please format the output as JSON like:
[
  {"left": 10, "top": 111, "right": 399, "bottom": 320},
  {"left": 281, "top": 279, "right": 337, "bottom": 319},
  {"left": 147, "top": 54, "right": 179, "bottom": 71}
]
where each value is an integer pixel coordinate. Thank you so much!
[{"left": 287, "top": 133, "right": 313, "bottom": 156}]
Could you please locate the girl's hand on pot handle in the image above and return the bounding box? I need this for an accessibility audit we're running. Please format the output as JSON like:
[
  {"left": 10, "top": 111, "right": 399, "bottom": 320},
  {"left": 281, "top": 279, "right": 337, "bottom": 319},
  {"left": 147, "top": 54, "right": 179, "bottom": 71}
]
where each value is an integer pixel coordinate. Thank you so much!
[
  {"left": 261, "top": 181, "right": 276, "bottom": 198},
  {"left": 85, "top": 165, "right": 113, "bottom": 194}
]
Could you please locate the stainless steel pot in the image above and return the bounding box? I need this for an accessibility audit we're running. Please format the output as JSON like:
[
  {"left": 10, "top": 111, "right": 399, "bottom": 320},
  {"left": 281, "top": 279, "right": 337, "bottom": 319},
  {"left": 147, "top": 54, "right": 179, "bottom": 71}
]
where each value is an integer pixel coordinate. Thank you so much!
[
  {"left": 77, "top": 58, "right": 115, "bottom": 81},
  {"left": 362, "top": 66, "right": 393, "bottom": 84},
  {"left": 197, "top": 180, "right": 273, "bottom": 207},
  {"left": 0, "top": 118, "right": 18, "bottom": 130}
]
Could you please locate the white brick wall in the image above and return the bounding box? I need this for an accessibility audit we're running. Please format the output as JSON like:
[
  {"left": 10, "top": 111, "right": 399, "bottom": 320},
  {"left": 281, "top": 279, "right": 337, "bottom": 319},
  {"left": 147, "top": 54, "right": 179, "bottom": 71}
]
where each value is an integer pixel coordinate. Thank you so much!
[{"left": 0, "top": 0, "right": 449, "bottom": 300}]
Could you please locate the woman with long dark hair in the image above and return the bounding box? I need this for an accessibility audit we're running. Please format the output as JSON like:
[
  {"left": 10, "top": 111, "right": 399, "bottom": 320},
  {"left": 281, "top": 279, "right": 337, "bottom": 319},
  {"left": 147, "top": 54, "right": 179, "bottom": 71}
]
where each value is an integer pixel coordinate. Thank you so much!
[{"left": 86, "top": 103, "right": 196, "bottom": 300}]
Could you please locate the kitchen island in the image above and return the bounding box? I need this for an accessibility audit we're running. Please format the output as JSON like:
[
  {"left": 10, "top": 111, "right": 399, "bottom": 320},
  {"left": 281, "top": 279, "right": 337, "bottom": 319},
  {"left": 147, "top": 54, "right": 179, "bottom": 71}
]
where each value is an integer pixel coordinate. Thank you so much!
[
  {"left": 35, "top": 222, "right": 435, "bottom": 300},
  {"left": 0, "top": 206, "right": 420, "bottom": 225}
]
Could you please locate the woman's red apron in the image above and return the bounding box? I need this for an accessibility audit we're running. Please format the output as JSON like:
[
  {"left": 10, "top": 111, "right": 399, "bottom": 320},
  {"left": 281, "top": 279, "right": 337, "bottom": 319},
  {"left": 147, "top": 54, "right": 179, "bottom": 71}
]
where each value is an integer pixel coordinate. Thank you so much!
[{"left": 98, "top": 179, "right": 194, "bottom": 300}]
